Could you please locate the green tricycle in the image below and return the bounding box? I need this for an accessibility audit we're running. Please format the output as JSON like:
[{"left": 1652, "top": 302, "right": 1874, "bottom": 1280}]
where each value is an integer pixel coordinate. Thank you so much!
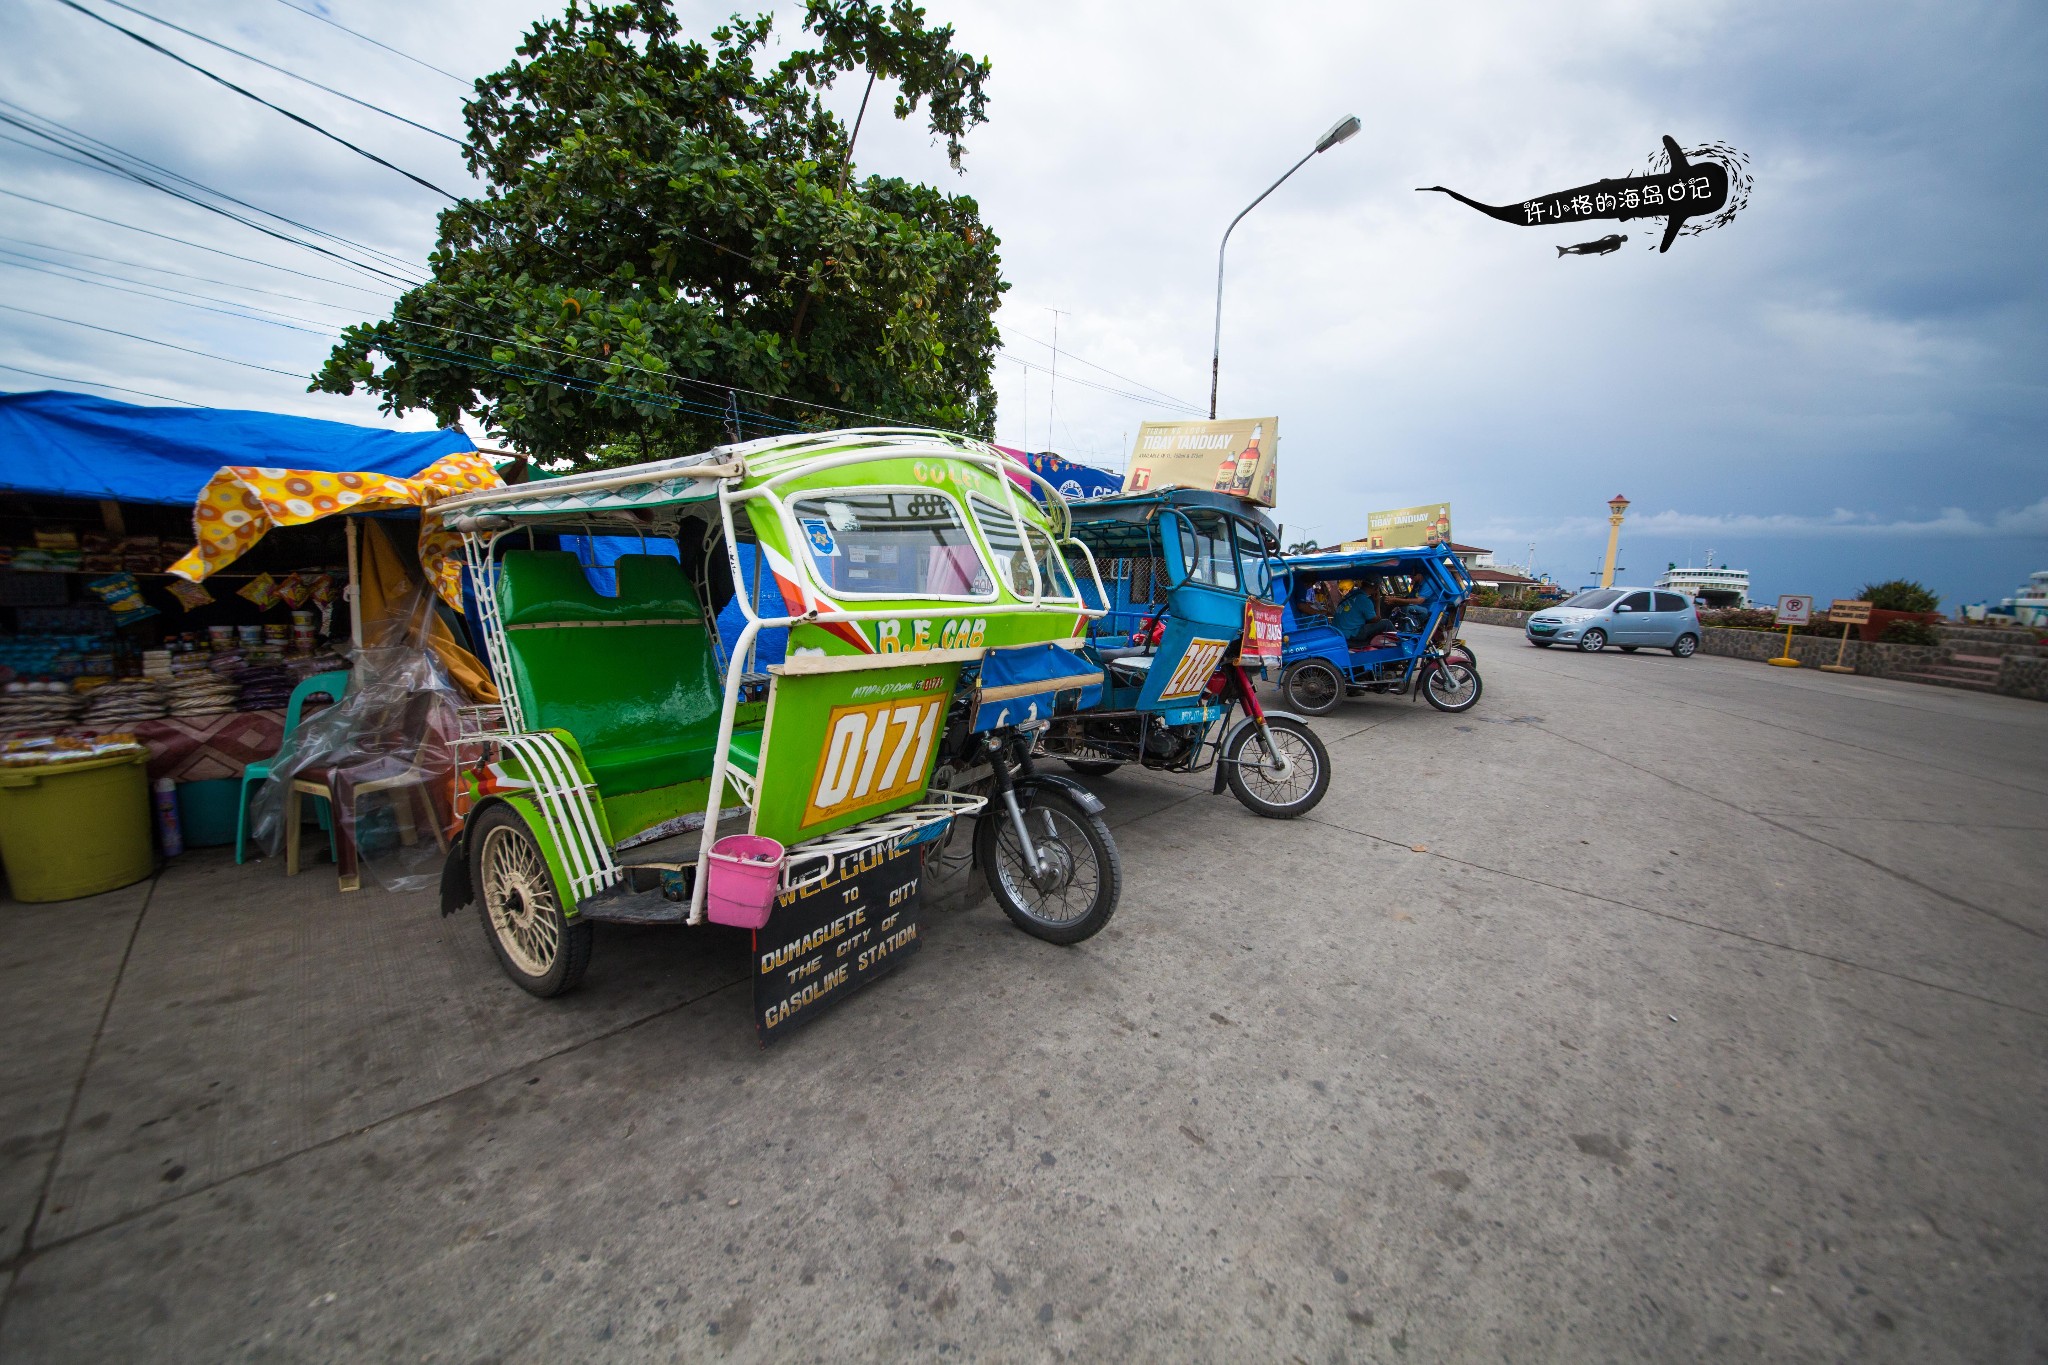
[{"left": 432, "top": 429, "right": 1122, "bottom": 1013}]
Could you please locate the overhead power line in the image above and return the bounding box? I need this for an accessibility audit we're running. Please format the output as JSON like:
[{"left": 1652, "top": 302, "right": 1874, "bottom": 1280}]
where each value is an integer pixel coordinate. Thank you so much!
[
  {"left": 1005, "top": 328, "right": 1203, "bottom": 412},
  {"left": 0, "top": 233, "right": 373, "bottom": 310},
  {"left": 94, "top": 0, "right": 465, "bottom": 146},
  {"left": 0, "top": 300, "right": 310, "bottom": 376},
  {"left": 52, "top": 0, "right": 460, "bottom": 200},
  {"left": 269, "top": 0, "right": 470, "bottom": 86},
  {"left": 999, "top": 351, "right": 1204, "bottom": 416},
  {"left": 0, "top": 254, "right": 339, "bottom": 332},
  {"left": 0, "top": 105, "right": 427, "bottom": 287},
  {"left": 0, "top": 361, "right": 201, "bottom": 405},
  {"left": 0, "top": 98, "right": 425, "bottom": 275},
  {"left": 0, "top": 187, "right": 398, "bottom": 297}
]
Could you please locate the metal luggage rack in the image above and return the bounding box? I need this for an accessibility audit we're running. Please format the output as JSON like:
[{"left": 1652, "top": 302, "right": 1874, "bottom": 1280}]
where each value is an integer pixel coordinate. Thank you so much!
[{"left": 777, "top": 790, "right": 988, "bottom": 897}]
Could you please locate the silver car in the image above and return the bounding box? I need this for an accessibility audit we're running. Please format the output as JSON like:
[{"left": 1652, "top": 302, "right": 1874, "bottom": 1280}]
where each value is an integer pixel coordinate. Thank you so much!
[{"left": 1525, "top": 588, "right": 1701, "bottom": 656}]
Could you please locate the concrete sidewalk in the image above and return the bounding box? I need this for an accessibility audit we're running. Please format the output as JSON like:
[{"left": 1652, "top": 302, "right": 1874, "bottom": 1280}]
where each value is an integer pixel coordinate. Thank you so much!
[{"left": 2, "top": 623, "right": 2042, "bottom": 1360}]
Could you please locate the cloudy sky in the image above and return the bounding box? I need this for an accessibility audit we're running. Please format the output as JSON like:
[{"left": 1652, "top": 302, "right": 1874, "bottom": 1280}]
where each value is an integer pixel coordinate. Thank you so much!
[{"left": 2, "top": 0, "right": 2042, "bottom": 606}]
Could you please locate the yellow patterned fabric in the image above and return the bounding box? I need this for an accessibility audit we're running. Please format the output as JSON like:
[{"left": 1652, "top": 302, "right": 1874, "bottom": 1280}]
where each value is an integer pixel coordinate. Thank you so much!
[{"left": 166, "top": 451, "right": 500, "bottom": 609}]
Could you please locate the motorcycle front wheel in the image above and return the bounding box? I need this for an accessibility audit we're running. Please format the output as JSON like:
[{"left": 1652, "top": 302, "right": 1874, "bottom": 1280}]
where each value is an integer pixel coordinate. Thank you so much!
[
  {"left": 1422, "top": 660, "right": 1483, "bottom": 712},
  {"left": 975, "top": 786, "right": 1121, "bottom": 945},
  {"left": 1224, "top": 716, "right": 1331, "bottom": 819}
]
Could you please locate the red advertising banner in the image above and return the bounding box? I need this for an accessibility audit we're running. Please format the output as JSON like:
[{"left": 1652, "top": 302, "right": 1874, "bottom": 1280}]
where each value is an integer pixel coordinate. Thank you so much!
[{"left": 1243, "top": 599, "right": 1285, "bottom": 668}]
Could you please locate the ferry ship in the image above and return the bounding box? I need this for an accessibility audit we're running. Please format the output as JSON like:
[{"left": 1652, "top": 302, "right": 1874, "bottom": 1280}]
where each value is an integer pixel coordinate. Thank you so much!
[
  {"left": 2000, "top": 569, "right": 2048, "bottom": 625},
  {"left": 1655, "top": 552, "right": 1750, "bottom": 608}
]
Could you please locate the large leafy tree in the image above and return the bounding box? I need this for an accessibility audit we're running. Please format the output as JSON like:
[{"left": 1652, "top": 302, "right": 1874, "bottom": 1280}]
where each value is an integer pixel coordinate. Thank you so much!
[{"left": 314, "top": 1, "right": 1004, "bottom": 463}]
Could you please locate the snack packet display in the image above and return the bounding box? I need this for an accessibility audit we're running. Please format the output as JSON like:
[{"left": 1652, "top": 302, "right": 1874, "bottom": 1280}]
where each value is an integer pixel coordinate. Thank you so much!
[
  {"left": 238, "top": 572, "right": 280, "bottom": 609},
  {"left": 277, "top": 573, "right": 314, "bottom": 608},
  {"left": 166, "top": 578, "right": 215, "bottom": 611},
  {"left": 86, "top": 573, "right": 159, "bottom": 626}
]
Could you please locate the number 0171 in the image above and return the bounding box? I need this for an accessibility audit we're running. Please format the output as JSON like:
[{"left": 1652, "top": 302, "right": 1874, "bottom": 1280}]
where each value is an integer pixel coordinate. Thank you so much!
[{"left": 802, "top": 696, "right": 944, "bottom": 828}]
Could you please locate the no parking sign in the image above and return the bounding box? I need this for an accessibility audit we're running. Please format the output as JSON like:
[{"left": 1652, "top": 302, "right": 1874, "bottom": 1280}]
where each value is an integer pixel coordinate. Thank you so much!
[{"left": 1774, "top": 595, "right": 1813, "bottom": 625}]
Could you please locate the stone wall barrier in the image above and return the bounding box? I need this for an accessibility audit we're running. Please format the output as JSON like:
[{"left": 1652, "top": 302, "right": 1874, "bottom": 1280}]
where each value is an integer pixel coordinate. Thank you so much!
[{"left": 1458, "top": 607, "right": 2042, "bottom": 701}]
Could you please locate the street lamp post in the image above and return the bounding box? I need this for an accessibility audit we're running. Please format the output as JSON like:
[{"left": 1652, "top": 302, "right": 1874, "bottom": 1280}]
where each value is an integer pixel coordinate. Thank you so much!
[
  {"left": 1209, "top": 114, "right": 1361, "bottom": 419},
  {"left": 1599, "top": 494, "right": 1630, "bottom": 589}
]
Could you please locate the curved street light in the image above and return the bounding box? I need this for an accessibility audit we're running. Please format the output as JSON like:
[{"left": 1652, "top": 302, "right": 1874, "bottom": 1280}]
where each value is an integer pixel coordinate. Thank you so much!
[{"left": 1208, "top": 114, "right": 1361, "bottom": 418}]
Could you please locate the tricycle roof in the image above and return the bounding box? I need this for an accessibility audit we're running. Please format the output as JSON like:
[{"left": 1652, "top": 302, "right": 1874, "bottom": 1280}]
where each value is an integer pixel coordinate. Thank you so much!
[
  {"left": 1280, "top": 544, "right": 1464, "bottom": 580},
  {"left": 432, "top": 428, "right": 1063, "bottom": 528},
  {"left": 1067, "top": 487, "right": 1278, "bottom": 533}
]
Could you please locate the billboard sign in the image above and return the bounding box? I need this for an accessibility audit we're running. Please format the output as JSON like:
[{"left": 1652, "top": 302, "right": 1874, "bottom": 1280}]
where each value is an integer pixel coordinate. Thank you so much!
[
  {"left": 1124, "top": 417, "right": 1278, "bottom": 507},
  {"left": 1357, "top": 503, "right": 1453, "bottom": 550}
]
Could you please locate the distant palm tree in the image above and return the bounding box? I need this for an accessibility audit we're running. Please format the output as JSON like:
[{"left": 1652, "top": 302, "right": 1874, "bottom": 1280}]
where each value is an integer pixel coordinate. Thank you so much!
[{"left": 1285, "top": 539, "right": 1321, "bottom": 554}]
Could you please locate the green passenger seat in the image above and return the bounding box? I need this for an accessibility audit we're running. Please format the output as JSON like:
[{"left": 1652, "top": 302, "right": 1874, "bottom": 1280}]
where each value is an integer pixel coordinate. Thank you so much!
[{"left": 497, "top": 550, "right": 753, "bottom": 797}]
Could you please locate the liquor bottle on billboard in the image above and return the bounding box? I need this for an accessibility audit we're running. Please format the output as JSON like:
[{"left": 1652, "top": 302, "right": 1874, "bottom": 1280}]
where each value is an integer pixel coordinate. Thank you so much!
[
  {"left": 1254, "top": 462, "right": 1276, "bottom": 506},
  {"left": 1213, "top": 445, "right": 1237, "bottom": 491},
  {"left": 1230, "top": 423, "right": 1263, "bottom": 495}
]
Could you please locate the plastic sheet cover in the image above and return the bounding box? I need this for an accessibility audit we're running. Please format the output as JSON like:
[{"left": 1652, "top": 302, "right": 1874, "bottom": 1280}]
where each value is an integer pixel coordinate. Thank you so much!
[{"left": 248, "top": 533, "right": 483, "bottom": 893}]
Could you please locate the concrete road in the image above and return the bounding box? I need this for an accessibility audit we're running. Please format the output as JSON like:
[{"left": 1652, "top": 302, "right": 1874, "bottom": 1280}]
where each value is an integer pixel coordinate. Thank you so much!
[{"left": 2, "top": 623, "right": 2043, "bottom": 1361}]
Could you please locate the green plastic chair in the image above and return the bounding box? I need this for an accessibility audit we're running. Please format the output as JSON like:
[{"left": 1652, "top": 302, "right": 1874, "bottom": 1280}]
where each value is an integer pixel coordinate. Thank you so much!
[{"left": 235, "top": 670, "right": 350, "bottom": 864}]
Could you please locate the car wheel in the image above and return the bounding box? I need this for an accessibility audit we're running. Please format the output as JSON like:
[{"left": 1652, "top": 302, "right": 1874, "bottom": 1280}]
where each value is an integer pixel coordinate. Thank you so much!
[
  {"left": 1578, "top": 629, "right": 1606, "bottom": 653},
  {"left": 1672, "top": 633, "right": 1699, "bottom": 658}
]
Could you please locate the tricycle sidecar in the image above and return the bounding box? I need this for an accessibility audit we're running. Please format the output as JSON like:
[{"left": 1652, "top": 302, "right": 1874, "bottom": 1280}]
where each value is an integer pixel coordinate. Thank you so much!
[
  {"left": 432, "top": 429, "right": 1121, "bottom": 1004},
  {"left": 1275, "top": 545, "right": 1481, "bottom": 716},
  {"left": 1041, "top": 488, "right": 1331, "bottom": 819}
]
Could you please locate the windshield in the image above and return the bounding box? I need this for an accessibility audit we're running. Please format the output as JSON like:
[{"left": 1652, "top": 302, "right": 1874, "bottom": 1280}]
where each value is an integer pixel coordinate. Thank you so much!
[
  {"left": 1176, "top": 511, "right": 1241, "bottom": 591},
  {"left": 788, "top": 490, "right": 993, "bottom": 599},
  {"left": 967, "top": 494, "right": 1078, "bottom": 601},
  {"left": 1233, "top": 519, "right": 1274, "bottom": 600},
  {"left": 1561, "top": 589, "right": 1624, "bottom": 610}
]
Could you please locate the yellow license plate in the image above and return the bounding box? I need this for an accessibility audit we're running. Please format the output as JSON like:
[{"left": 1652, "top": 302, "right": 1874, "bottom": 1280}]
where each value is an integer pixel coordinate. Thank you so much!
[{"left": 802, "top": 695, "right": 946, "bottom": 829}]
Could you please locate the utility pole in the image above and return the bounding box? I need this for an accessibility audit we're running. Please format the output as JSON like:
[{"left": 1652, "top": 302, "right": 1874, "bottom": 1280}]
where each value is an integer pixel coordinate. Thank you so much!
[{"left": 1046, "top": 308, "right": 1067, "bottom": 456}]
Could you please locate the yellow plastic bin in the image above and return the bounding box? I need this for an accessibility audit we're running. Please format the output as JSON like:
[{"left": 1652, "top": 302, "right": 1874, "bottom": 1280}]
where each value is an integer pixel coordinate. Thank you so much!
[{"left": 0, "top": 749, "right": 155, "bottom": 902}]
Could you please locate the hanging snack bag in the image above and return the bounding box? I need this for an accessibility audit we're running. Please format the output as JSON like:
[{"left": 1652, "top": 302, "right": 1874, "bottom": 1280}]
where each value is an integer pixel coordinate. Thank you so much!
[
  {"left": 277, "top": 572, "right": 314, "bottom": 608},
  {"left": 238, "top": 572, "right": 280, "bottom": 609},
  {"left": 166, "top": 578, "right": 214, "bottom": 611},
  {"left": 86, "top": 573, "right": 160, "bottom": 626}
]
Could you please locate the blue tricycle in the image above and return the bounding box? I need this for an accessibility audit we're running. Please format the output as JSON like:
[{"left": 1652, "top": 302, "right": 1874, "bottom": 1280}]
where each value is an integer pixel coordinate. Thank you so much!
[
  {"left": 1037, "top": 489, "right": 1332, "bottom": 818},
  {"left": 1273, "top": 545, "right": 1482, "bottom": 716}
]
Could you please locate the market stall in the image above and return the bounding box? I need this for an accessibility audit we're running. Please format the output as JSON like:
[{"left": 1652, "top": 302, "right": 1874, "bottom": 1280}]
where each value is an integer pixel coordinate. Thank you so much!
[{"left": 0, "top": 390, "right": 495, "bottom": 890}]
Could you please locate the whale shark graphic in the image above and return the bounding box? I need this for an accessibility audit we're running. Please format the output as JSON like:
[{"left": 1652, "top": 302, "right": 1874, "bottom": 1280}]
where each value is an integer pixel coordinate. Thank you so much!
[
  {"left": 1558, "top": 234, "right": 1628, "bottom": 257},
  {"left": 1420, "top": 136, "right": 1737, "bottom": 253}
]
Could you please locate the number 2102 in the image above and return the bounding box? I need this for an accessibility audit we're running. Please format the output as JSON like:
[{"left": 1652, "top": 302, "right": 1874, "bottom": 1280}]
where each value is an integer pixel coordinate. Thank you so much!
[{"left": 804, "top": 697, "right": 943, "bottom": 826}]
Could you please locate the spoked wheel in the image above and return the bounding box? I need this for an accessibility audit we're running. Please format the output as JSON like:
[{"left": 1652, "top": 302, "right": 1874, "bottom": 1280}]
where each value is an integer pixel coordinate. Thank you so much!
[
  {"left": 1447, "top": 642, "right": 1477, "bottom": 670},
  {"left": 1422, "top": 660, "right": 1483, "bottom": 712},
  {"left": 1281, "top": 659, "right": 1344, "bottom": 716},
  {"left": 975, "top": 786, "right": 1120, "bottom": 945},
  {"left": 1578, "top": 628, "right": 1607, "bottom": 653},
  {"left": 470, "top": 805, "right": 592, "bottom": 997},
  {"left": 1224, "top": 716, "right": 1331, "bottom": 818}
]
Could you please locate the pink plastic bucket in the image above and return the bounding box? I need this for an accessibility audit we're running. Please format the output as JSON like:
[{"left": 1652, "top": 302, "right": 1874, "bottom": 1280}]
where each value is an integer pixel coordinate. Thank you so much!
[{"left": 704, "top": 834, "right": 786, "bottom": 929}]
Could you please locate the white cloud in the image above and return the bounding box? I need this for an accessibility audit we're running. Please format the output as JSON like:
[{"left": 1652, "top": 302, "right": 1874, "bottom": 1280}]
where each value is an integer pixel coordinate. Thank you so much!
[{"left": 1466, "top": 496, "right": 2048, "bottom": 544}]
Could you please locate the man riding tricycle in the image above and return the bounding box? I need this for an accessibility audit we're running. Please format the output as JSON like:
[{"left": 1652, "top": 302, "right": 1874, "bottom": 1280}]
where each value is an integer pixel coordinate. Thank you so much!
[
  {"left": 431, "top": 429, "right": 1122, "bottom": 1006},
  {"left": 1273, "top": 544, "right": 1481, "bottom": 715},
  {"left": 1035, "top": 487, "right": 1331, "bottom": 818}
]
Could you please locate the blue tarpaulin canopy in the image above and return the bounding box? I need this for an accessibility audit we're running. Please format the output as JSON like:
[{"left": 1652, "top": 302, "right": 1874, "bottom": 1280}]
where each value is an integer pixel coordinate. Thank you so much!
[{"left": 0, "top": 390, "right": 474, "bottom": 506}]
